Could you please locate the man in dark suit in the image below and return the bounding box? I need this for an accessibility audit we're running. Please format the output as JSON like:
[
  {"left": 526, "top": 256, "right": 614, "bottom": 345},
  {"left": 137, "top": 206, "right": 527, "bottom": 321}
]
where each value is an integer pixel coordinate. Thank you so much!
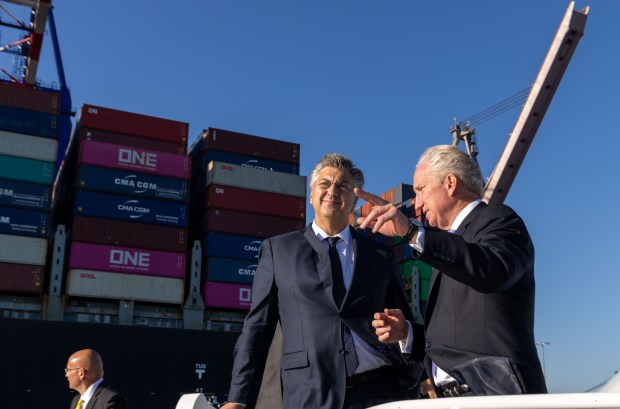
[
  {"left": 65, "top": 349, "right": 128, "bottom": 409},
  {"left": 222, "top": 153, "right": 425, "bottom": 409},
  {"left": 357, "top": 145, "right": 547, "bottom": 397}
]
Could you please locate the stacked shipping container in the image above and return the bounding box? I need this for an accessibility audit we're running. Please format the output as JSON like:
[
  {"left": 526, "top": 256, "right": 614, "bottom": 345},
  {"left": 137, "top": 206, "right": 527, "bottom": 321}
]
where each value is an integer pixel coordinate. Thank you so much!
[
  {"left": 0, "top": 81, "right": 61, "bottom": 295},
  {"left": 54, "top": 104, "right": 190, "bottom": 306},
  {"left": 351, "top": 183, "right": 432, "bottom": 321},
  {"left": 189, "top": 128, "right": 305, "bottom": 312}
]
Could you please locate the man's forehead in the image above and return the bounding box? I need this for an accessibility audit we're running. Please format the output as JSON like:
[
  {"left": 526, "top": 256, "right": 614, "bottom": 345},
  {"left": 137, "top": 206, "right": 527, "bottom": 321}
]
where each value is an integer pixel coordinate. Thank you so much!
[{"left": 317, "top": 167, "right": 352, "bottom": 180}]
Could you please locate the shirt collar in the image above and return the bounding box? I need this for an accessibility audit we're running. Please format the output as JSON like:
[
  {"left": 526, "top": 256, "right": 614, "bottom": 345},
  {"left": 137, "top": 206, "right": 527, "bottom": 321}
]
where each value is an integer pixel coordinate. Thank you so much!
[
  {"left": 81, "top": 378, "right": 104, "bottom": 403},
  {"left": 450, "top": 199, "right": 482, "bottom": 232},
  {"left": 312, "top": 220, "right": 351, "bottom": 245}
]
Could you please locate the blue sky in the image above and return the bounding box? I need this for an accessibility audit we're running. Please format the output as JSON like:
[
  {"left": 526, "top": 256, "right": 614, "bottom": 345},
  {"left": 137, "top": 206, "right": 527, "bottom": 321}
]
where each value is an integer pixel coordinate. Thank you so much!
[{"left": 3, "top": 0, "right": 619, "bottom": 393}]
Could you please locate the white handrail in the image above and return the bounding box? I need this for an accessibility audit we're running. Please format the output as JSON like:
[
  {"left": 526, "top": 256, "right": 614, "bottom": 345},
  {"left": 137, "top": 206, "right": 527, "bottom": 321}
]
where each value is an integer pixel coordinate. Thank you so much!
[{"left": 369, "top": 393, "right": 620, "bottom": 409}]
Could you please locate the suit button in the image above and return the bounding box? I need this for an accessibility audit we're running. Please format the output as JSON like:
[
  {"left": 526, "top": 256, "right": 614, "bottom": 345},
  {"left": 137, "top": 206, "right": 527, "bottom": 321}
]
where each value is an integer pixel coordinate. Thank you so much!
[
  {"left": 338, "top": 349, "right": 345, "bottom": 356},
  {"left": 425, "top": 342, "right": 431, "bottom": 349}
]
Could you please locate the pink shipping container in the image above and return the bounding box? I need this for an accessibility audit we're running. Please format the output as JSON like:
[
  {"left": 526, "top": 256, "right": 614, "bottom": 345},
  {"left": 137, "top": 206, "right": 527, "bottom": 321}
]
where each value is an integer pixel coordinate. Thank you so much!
[
  {"left": 77, "top": 104, "right": 188, "bottom": 145},
  {"left": 68, "top": 242, "right": 186, "bottom": 279},
  {"left": 70, "top": 216, "right": 188, "bottom": 253},
  {"left": 190, "top": 128, "right": 300, "bottom": 164},
  {"left": 200, "top": 208, "right": 305, "bottom": 238},
  {"left": 202, "top": 184, "right": 306, "bottom": 220},
  {"left": 0, "top": 82, "right": 61, "bottom": 115},
  {"left": 203, "top": 281, "right": 252, "bottom": 310},
  {"left": 77, "top": 127, "right": 186, "bottom": 156},
  {"left": 66, "top": 269, "right": 184, "bottom": 304},
  {"left": 78, "top": 140, "right": 190, "bottom": 179},
  {"left": 0, "top": 262, "right": 44, "bottom": 293}
]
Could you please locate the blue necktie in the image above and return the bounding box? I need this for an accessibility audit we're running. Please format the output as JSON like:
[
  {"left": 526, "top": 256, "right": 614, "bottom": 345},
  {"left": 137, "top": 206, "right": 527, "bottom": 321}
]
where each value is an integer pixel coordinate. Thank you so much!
[{"left": 327, "top": 237, "right": 359, "bottom": 376}]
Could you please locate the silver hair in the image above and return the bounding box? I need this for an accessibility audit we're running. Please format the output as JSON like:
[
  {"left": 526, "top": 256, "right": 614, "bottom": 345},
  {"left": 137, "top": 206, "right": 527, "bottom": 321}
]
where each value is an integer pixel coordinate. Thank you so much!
[
  {"left": 416, "top": 145, "right": 484, "bottom": 197},
  {"left": 309, "top": 153, "right": 365, "bottom": 189}
]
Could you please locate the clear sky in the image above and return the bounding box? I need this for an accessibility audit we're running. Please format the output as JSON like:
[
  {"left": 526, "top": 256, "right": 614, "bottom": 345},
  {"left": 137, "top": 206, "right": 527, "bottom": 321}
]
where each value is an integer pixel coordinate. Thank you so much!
[{"left": 3, "top": 0, "right": 619, "bottom": 394}]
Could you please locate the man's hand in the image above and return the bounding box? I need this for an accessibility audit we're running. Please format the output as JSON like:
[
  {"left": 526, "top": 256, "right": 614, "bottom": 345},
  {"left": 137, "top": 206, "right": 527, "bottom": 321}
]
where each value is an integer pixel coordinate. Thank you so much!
[
  {"left": 220, "top": 403, "right": 244, "bottom": 409},
  {"left": 372, "top": 308, "right": 409, "bottom": 343},
  {"left": 355, "top": 188, "right": 410, "bottom": 237}
]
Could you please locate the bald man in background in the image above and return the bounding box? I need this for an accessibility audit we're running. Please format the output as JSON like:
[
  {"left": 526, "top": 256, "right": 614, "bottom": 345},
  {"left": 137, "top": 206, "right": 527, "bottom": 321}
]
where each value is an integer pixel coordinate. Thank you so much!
[{"left": 65, "top": 349, "right": 128, "bottom": 409}]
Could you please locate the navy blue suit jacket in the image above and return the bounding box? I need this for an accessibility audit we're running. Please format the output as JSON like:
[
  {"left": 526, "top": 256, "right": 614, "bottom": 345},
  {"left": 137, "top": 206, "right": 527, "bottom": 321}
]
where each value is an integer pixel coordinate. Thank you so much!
[{"left": 227, "top": 225, "right": 425, "bottom": 408}]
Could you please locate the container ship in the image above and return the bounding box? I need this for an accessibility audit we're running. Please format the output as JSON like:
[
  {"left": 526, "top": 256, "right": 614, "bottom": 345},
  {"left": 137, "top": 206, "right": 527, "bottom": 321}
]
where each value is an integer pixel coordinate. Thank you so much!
[{"left": 0, "top": 3, "right": 429, "bottom": 408}]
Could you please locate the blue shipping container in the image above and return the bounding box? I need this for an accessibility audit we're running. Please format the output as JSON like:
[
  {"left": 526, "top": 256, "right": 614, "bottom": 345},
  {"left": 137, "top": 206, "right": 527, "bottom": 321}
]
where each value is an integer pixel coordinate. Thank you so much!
[
  {"left": 0, "top": 206, "right": 49, "bottom": 237},
  {"left": 73, "top": 190, "right": 188, "bottom": 228},
  {"left": 0, "top": 104, "right": 58, "bottom": 138},
  {"left": 205, "top": 257, "right": 257, "bottom": 285},
  {"left": 78, "top": 165, "right": 189, "bottom": 202},
  {"left": 0, "top": 178, "right": 52, "bottom": 209},
  {"left": 202, "top": 232, "right": 263, "bottom": 261},
  {"left": 193, "top": 150, "right": 299, "bottom": 177}
]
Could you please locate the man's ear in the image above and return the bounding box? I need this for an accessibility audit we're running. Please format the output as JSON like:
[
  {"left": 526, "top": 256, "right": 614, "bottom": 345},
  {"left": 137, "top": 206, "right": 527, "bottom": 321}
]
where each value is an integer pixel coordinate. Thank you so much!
[{"left": 445, "top": 173, "right": 458, "bottom": 194}]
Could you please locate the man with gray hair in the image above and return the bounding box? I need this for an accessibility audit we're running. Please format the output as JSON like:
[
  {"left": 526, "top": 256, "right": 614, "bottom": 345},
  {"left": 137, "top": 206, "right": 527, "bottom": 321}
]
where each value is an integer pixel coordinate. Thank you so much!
[
  {"left": 358, "top": 145, "right": 547, "bottom": 397},
  {"left": 223, "top": 153, "right": 425, "bottom": 409}
]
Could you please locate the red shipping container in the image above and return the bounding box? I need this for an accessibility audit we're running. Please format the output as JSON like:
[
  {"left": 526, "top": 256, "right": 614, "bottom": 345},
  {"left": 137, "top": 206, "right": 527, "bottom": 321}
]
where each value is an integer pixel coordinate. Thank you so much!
[
  {"left": 203, "top": 281, "right": 252, "bottom": 310},
  {"left": 77, "top": 104, "right": 188, "bottom": 146},
  {"left": 0, "top": 82, "right": 61, "bottom": 115},
  {"left": 202, "top": 184, "right": 306, "bottom": 220},
  {"left": 190, "top": 128, "right": 300, "bottom": 165},
  {"left": 0, "top": 262, "right": 44, "bottom": 293},
  {"left": 200, "top": 208, "right": 305, "bottom": 238},
  {"left": 77, "top": 127, "right": 186, "bottom": 155},
  {"left": 70, "top": 216, "right": 188, "bottom": 253}
]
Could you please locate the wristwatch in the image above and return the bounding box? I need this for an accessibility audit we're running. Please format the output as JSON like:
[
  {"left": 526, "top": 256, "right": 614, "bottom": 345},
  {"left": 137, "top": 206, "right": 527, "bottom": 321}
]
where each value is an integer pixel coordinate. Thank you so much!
[{"left": 402, "top": 218, "right": 422, "bottom": 243}]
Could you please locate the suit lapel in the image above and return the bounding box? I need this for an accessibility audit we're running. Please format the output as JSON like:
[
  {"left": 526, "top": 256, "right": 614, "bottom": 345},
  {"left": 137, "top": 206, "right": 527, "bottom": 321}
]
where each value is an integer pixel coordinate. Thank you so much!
[
  {"left": 425, "top": 202, "right": 486, "bottom": 326},
  {"left": 85, "top": 384, "right": 102, "bottom": 409},
  {"left": 303, "top": 225, "right": 335, "bottom": 305},
  {"left": 349, "top": 228, "right": 369, "bottom": 299}
]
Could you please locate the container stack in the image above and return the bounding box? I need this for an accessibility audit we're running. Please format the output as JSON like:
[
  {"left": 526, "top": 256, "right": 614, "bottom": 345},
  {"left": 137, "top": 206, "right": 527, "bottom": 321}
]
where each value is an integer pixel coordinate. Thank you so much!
[
  {"left": 53, "top": 104, "right": 190, "bottom": 309},
  {"left": 0, "top": 81, "right": 61, "bottom": 296},
  {"left": 352, "top": 183, "right": 431, "bottom": 321},
  {"left": 189, "top": 128, "right": 305, "bottom": 317}
]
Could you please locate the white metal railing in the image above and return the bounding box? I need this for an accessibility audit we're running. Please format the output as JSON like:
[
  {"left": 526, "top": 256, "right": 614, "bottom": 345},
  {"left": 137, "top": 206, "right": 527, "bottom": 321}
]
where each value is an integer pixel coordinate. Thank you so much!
[{"left": 369, "top": 393, "right": 620, "bottom": 409}]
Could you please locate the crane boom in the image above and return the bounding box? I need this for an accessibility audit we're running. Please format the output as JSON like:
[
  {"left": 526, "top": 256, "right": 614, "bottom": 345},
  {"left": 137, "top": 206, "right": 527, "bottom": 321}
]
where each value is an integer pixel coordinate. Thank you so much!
[{"left": 483, "top": 1, "right": 589, "bottom": 205}]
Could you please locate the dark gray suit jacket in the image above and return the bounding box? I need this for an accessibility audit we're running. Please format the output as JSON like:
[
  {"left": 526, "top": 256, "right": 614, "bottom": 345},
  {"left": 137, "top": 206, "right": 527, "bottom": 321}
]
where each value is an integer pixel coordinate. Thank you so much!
[
  {"left": 227, "top": 225, "right": 425, "bottom": 408},
  {"left": 70, "top": 383, "right": 128, "bottom": 409},
  {"left": 419, "top": 202, "right": 547, "bottom": 395}
]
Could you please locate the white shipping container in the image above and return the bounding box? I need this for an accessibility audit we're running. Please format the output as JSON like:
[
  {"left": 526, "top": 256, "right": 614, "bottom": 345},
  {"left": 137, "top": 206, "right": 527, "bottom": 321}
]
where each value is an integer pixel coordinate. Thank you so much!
[
  {"left": 0, "top": 234, "right": 47, "bottom": 265},
  {"left": 66, "top": 269, "right": 184, "bottom": 304},
  {"left": 207, "top": 160, "right": 307, "bottom": 197},
  {"left": 0, "top": 130, "right": 58, "bottom": 162}
]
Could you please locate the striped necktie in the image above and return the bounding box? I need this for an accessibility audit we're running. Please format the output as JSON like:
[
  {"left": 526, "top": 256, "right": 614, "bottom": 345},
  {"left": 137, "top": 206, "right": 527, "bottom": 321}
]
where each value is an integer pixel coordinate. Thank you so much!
[{"left": 327, "top": 237, "right": 359, "bottom": 376}]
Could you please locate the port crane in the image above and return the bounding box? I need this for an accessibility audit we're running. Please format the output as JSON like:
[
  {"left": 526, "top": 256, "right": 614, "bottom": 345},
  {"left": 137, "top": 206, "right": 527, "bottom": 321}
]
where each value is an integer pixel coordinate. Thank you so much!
[
  {"left": 0, "top": 0, "right": 73, "bottom": 171},
  {"left": 452, "top": 1, "right": 588, "bottom": 205}
]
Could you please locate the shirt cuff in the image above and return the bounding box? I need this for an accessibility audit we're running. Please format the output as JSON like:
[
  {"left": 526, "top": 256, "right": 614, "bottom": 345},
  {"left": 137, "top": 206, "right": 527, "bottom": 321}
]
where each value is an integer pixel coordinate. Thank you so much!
[
  {"left": 408, "top": 226, "right": 425, "bottom": 254},
  {"left": 399, "top": 321, "right": 414, "bottom": 353}
]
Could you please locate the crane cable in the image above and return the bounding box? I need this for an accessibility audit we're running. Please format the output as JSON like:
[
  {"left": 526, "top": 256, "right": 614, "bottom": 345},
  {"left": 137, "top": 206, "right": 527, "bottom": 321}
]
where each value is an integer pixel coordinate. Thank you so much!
[{"left": 459, "top": 85, "right": 532, "bottom": 128}]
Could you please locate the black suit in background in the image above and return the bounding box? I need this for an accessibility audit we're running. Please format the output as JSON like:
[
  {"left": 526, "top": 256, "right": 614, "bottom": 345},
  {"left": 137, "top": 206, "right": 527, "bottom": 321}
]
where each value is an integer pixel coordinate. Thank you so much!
[
  {"left": 227, "top": 225, "right": 425, "bottom": 409},
  {"left": 69, "top": 382, "right": 128, "bottom": 409},
  {"left": 419, "top": 202, "right": 547, "bottom": 395}
]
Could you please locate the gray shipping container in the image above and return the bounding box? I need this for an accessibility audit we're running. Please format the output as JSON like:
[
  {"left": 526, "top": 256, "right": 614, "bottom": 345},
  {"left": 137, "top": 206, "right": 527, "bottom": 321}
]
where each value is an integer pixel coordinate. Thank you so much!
[
  {"left": 0, "top": 130, "right": 58, "bottom": 162},
  {"left": 203, "top": 160, "right": 306, "bottom": 198},
  {"left": 0, "top": 234, "right": 47, "bottom": 265},
  {"left": 66, "top": 269, "right": 184, "bottom": 304}
]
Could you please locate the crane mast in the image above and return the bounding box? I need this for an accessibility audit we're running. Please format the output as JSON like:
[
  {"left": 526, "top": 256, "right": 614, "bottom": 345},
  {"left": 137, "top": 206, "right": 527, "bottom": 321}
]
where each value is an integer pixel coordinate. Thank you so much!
[{"left": 482, "top": 1, "right": 589, "bottom": 205}]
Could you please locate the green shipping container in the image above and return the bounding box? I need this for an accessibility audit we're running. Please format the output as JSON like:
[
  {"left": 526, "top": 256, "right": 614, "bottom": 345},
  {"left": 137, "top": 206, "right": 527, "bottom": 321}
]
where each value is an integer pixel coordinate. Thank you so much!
[
  {"left": 0, "top": 154, "right": 54, "bottom": 184},
  {"left": 402, "top": 259, "right": 433, "bottom": 280}
]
